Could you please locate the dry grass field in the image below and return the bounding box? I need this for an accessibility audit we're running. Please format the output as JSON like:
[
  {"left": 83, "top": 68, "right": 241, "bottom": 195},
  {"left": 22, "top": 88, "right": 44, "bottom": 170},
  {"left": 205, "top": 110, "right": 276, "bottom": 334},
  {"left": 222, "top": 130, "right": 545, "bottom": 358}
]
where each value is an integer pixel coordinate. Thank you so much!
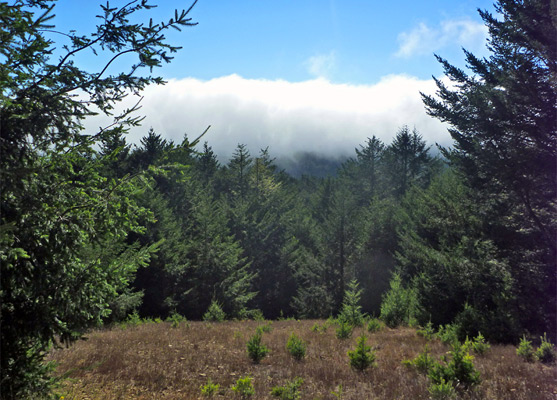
[{"left": 47, "top": 320, "right": 556, "bottom": 400}]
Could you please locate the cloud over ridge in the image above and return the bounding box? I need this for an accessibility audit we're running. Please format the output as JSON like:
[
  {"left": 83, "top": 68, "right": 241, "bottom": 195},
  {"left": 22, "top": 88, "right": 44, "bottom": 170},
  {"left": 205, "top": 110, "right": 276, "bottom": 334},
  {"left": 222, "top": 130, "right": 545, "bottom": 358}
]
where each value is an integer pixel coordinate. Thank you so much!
[{"left": 87, "top": 74, "right": 451, "bottom": 160}]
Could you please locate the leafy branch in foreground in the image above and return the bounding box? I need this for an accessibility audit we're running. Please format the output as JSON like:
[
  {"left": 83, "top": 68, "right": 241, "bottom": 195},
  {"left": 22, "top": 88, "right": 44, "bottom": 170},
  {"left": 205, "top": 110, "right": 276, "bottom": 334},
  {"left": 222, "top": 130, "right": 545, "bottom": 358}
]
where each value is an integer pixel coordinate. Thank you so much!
[{"left": 0, "top": 1, "right": 198, "bottom": 398}]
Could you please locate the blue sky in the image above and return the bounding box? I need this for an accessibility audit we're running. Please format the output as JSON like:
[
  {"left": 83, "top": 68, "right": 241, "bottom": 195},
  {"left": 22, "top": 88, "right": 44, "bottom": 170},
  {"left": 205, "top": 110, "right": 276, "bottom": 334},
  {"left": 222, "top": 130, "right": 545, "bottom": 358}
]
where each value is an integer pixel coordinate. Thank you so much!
[{"left": 52, "top": 0, "right": 496, "bottom": 159}]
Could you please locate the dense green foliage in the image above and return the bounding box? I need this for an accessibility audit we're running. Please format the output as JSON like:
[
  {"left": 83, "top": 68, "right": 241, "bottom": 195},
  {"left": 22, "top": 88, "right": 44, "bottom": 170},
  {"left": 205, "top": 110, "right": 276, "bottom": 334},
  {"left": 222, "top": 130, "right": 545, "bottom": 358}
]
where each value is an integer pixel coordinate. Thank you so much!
[
  {"left": 270, "top": 377, "right": 304, "bottom": 400},
  {"left": 231, "top": 376, "right": 255, "bottom": 398},
  {"left": 428, "top": 343, "right": 481, "bottom": 388},
  {"left": 348, "top": 334, "right": 376, "bottom": 371},
  {"left": 1, "top": 0, "right": 555, "bottom": 397},
  {"left": 337, "top": 279, "right": 366, "bottom": 326},
  {"left": 286, "top": 333, "right": 307, "bottom": 361},
  {"left": 0, "top": 1, "right": 197, "bottom": 397},
  {"left": 246, "top": 331, "right": 269, "bottom": 364},
  {"left": 419, "top": 0, "right": 556, "bottom": 341}
]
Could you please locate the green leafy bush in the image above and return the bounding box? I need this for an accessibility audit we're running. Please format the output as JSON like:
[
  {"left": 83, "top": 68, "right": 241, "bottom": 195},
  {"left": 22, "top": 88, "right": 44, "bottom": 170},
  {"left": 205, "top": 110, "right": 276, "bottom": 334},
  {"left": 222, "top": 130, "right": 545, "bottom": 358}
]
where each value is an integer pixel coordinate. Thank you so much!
[
  {"left": 464, "top": 332, "right": 490, "bottom": 355},
  {"left": 246, "top": 331, "right": 269, "bottom": 364},
  {"left": 270, "top": 377, "right": 304, "bottom": 400},
  {"left": 380, "top": 273, "right": 420, "bottom": 328},
  {"left": 516, "top": 335, "right": 535, "bottom": 362},
  {"left": 200, "top": 378, "right": 220, "bottom": 397},
  {"left": 203, "top": 300, "right": 226, "bottom": 322},
  {"left": 366, "top": 318, "right": 383, "bottom": 333},
  {"left": 125, "top": 311, "right": 142, "bottom": 327},
  {"left": 428, "top": 378, "right": 457, "bottom": 400},
  {"left": 337, "top": 279, "right": 366, "bottom": 327},
  {"left": 416, "top": 321, "right": 436, "bottom": 340},
  {"left": 286, "top": 333, "right": 307, "bottom": 361},
  {"left": 256, "top": 322, "right": 273, "bottom": 334},
  {"left": 311, "top": 323, "right": 327, "bottom": 333},
  {"left": 231, "top": 376, "right": 255, "bottom": 398},
  {"left": 437, "top": 324, "right": 459, "bottom": 346},
  {"left": 335, "top": 319, "right": 353, "bottom": 340},
  {"left": 428, "top": 343, "right": 480, "bottom": 388},
  {"left": 535, "top": 333, "right": 556, "bottom": 364},
  {"left": 347, "top": 334, "right": 376, "bottom": 371},
  {"left": 240, "top": 308, "right": 265, "bottom": 321},
  {"left": 167, "top": 312, "right": 187, "bottom": 328},
  {"left": 403, "top": 345, "right": 435, "bottom": 374}
]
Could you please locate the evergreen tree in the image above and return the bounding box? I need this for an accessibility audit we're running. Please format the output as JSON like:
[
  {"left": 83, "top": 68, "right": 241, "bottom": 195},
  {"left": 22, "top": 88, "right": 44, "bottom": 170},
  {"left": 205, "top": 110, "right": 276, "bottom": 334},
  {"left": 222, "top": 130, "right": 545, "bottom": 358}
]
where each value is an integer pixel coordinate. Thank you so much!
[
  {"left": 354, "top": 135, "right": 386, "bottom": 202},
  {"left": 317, "top": 180, "right": 361, "bottom": 313},
  {"left": 338, "top": 279, "right": 366, "bottom": 326},
  {"left": 175, "top": 188, "right": 256, "bottom": 319},
  {"left": 384, "top": 126, "right": 437, "bottom": 198},
  {"left": 395, "top": 171, "right": 516, "bottom": 340},
  {"left": 422, "top": 0, "right": 556, "bottom": 339},
  {"left": 0, "top": 1, "right": 197, "bottom": 397},
  {"left": 227, "top": 143, "right": 253, "bottom": 199},
  {"left": 195, "top": 142, "right": 220, "bottom": 184},
  {"left": 129, "top": 128, "right": 174, "bottom": 170},
  {"left": 290, "top": 200, "right": 335, "bottom": 318}
]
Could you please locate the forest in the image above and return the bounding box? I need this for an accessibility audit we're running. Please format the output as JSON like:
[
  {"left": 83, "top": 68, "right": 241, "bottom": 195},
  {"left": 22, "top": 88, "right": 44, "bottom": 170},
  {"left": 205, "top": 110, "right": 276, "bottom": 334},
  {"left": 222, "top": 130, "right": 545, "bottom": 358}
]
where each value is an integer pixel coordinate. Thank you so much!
[{"left": 0, "top": 0, "right": 555, "bottom": 398}]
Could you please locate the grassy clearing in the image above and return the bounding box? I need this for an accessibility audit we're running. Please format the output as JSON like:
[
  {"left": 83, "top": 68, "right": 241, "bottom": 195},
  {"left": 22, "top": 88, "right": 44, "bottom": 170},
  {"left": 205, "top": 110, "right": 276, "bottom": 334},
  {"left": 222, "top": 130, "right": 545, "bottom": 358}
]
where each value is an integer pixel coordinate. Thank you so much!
[{"left": 48, "top": 320, "right": 556, "bottom": 399}]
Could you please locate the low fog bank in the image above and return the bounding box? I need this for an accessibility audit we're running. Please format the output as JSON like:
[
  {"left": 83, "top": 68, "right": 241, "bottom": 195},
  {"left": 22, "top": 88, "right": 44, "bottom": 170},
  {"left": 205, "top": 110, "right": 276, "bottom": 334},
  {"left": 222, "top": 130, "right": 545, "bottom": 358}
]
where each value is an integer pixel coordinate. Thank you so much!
[{"left": 84, "top": 74, "right": 451, "bottom": 161}]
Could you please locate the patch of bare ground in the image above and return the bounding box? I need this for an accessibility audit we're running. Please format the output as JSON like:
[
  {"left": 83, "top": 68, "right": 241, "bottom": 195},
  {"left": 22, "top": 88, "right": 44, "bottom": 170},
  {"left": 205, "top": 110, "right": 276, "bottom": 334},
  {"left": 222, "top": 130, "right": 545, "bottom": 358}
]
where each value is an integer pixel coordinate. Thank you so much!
[{"left": 47, "top": 320, "right": 557, "bottom": 399}]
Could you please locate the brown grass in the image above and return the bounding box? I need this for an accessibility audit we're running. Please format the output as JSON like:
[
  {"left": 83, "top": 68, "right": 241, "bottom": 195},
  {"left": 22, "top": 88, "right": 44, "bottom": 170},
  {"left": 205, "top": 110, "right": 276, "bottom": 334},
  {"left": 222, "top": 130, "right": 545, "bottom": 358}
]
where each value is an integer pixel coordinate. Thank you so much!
[{"left": 47, "top": 320, "right": 557, "bottom": 399}]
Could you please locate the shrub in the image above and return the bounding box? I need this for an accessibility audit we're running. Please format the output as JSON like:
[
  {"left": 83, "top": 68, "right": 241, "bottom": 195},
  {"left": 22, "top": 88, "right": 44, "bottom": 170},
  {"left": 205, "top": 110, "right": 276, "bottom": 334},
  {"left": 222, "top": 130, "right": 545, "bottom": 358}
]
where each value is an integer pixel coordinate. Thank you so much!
[
  {"left": 270, "top": 377, "right": 304, "bottom": 400},
  {"left": 231, "top": 376, "right": 255, "bottom": 398},
  {"left": 200, "top": 379, "right": 220, "bottom": 397},
  {"left": 331, "top": 384, "right": 344, "bottom": 399},
  {"left": 335, "top": 319, "right": 353, "bottom": 340},
  {"left": 366, "top": 318, "right": 382, "bottom": 333},
  {"left": 416, "top": 321, "right": 436, "bottom": 340},
  {"left": 337, "top": 279, "right": 366, "bottom": 327},
  {"left": 125, "top": 311, "right": 142, "bottom": 327},
  {"left": 240, "top": 308, "right": 265, "bottom": 321},
  {"left": 203, "top": 300, "right": 226, "bottom": 322},
  {"left": 465, "top": 332, "right": 490, "bottom": 355},
  {"left": 428, "top": 378, "right": 457, "bottom": 400},
  {"left": 380, "top": 273, "right": 421, "bottom": 328},
  {"left": 166, "top": 312, "right": 187, "bottom": 328},
  {"left": 256, "top": 322, "right": 272, "bottom": 334},
  {"left": 535, "top": 333, "right": 556, "bottom": 364},
  {"left": 348, "top": 334, "right": 376, "bottom": 371},
  {"left": 286, "top": 333, "right": 307, "bottom": 361},
  {"left": 428, "top": 342, "right": 480, "bottom": 388},
  {"left": 516, "top": 335, "right": 535, "bottom": 362},
  {"left": 403, "top": 345, "right": 435, "bottom": 374},
  {"left": 311, "top": 323, "right": 327, "bottom": 333},
  {"left": 246, "top": 331, "right": 269, "bottom": 364},
  {"left": 437, "top": 324, "right": 459, "bottom": 346}
]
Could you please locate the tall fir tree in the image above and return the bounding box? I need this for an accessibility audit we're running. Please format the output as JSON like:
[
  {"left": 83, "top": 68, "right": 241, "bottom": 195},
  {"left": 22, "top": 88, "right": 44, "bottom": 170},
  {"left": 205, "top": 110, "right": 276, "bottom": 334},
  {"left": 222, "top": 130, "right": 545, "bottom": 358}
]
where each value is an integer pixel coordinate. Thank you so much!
[{"left": 422, "top": 0, "right": 556, "bottom": 339}]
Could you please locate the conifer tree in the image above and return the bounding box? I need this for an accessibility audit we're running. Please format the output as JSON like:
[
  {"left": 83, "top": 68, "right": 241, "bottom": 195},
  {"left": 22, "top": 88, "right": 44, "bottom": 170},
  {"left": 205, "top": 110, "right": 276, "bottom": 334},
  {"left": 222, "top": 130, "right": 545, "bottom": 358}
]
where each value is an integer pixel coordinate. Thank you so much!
[
  {"left": 0, "top": 1, "right": 198, "bottom": 396},
  {"left": 383, "top": 126, "right": 437, "bottom": 198},
  {"left": 422, "top": 0, "right": 556, "bottom": 338}
]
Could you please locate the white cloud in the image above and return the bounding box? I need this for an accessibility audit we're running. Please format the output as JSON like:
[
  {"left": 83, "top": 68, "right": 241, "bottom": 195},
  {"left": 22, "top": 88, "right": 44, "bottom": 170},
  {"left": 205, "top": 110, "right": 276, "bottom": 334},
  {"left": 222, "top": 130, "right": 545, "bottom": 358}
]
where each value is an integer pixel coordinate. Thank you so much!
[
  {"left": 304, "top": 51, "right": 337, "bottom": 79},
  {"left": 395, "top": 18, "right": 488, "bottom": 58},
  {"left": 84, "top": 74, "right": 451, "bottom": 161}
]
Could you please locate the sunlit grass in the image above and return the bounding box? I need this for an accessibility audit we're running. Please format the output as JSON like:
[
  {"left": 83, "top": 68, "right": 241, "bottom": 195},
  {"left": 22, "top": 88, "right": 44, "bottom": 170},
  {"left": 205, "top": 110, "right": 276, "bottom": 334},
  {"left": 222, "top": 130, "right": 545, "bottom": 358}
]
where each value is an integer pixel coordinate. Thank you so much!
[{"left": 48, "top": 320, "right": 557, "bottom": 399}]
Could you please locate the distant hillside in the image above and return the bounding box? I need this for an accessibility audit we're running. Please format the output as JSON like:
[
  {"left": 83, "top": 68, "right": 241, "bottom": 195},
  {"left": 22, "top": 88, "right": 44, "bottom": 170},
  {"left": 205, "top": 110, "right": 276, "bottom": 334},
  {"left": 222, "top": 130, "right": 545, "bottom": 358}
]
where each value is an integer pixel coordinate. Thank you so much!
[{"left": 276, "top": 151, "right": 349, "bottom": 178}]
